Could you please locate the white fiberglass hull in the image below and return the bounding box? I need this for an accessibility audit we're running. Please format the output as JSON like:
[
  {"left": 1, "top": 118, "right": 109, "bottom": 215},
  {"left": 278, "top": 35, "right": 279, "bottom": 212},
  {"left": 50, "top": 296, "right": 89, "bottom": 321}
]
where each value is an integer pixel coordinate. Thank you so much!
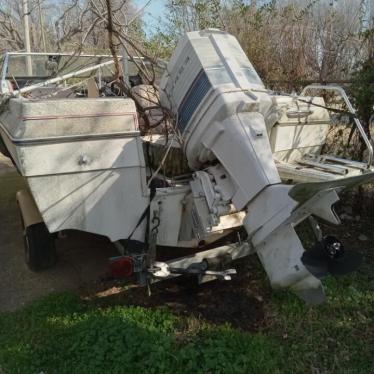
[{"left": 0, "top": 97, "right": 149, "bottom": 241}]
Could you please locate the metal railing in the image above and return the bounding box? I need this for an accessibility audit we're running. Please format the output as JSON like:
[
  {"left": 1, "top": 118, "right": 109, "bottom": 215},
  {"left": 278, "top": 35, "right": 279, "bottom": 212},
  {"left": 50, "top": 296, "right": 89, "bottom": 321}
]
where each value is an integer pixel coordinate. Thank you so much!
[{"left": 300, "top": 84, "right": 373, "bottom": 168}]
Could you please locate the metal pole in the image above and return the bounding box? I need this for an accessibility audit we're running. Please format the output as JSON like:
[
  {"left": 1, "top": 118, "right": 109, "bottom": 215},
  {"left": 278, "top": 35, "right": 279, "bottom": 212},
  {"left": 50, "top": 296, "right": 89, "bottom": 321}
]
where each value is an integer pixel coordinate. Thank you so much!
[
  {"left": 22, "top": 0, "right": 33, "bottom": 75},
  {"left": 122, "top": 16, "right": 130, "bottom": 87},
  {"left": 37, "top": 0, "right": 47, "bottom": 52}
]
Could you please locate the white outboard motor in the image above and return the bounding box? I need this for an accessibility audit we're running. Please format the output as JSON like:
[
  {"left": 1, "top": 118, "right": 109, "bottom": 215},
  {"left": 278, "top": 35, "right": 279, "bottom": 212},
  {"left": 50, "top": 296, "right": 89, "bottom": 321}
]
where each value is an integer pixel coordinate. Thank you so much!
[
  {"left": 160, "top": 29, "right": 370, "bottom": 303},
  {"left": 160, "top": 29, "right": 278, "bottom": 207}
]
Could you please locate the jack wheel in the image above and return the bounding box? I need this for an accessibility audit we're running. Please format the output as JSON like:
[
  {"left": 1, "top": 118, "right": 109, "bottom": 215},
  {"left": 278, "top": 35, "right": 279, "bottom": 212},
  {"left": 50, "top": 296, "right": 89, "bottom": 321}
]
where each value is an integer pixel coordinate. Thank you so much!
[{"left": 23, "top": 222, "right": 57, "bottom": 271}]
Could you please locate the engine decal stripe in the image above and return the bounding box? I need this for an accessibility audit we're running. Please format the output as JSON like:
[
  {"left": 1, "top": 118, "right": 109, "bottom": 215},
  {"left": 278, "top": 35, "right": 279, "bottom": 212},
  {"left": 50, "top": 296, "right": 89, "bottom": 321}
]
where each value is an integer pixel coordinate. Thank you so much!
[{"left": 177, "top": 69, "right": 212, "bottom": 133}]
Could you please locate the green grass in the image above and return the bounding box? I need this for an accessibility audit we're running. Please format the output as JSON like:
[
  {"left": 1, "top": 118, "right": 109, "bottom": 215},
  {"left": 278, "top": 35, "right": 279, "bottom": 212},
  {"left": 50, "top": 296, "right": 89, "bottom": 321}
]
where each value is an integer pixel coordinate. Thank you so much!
[
  {"left": 0, "top": 267, "right": 372, "bottom": 373},
  {"left": 271, "top": 274, "right": 374, "bottom": 373},
  {"left": 0, "top": 293, "right": 281, "bottom": 373}
]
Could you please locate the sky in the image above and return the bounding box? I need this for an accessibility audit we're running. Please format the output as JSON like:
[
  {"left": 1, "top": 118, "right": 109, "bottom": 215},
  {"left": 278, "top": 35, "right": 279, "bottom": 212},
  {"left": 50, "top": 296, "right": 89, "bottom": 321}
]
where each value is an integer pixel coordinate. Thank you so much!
[{"left": 133, "top": 0, "right": 167, "bottom": 35}]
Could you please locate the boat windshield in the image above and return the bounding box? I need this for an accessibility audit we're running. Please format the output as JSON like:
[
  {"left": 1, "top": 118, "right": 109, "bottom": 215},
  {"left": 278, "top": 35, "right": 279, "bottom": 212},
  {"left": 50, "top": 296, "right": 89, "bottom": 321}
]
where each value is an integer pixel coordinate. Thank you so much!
[
  {"left": 2, "top": 53, "right": 165, "bottom": 83},
  {"left": 0, "top": 52, "right": 166, "bottom": 95},
  {"left": 3, "top": 54, "right": 116, "bottom": 80}
]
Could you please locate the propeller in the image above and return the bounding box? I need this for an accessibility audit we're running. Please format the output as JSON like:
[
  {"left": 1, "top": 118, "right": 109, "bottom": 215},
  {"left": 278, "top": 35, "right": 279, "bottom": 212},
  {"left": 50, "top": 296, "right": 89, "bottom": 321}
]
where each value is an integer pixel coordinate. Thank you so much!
[{"left": 301, "top": 236, "right": 362, "bottom": 279}]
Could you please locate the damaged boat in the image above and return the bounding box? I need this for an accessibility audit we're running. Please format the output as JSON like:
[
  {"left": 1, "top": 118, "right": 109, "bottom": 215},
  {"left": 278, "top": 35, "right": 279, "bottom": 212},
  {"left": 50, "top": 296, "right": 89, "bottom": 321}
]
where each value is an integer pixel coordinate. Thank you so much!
[{"left": 0, "top": 30, "right": 373, "bottom": 304}]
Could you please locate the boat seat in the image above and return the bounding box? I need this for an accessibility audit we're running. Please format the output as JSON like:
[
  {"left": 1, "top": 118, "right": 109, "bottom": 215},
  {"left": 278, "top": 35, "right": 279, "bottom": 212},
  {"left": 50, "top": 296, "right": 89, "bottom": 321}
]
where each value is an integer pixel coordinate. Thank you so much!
[
  {"left": 131, "top": 84, "right": 169, "bottom": 134},
  {"left": 270, "top": 96, "right": 331, "bottom": 164}
]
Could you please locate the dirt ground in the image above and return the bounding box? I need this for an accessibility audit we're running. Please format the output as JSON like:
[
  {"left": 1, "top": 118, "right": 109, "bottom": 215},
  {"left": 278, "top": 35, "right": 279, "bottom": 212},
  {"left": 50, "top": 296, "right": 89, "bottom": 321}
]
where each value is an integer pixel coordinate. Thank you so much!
[{"left": 0, "top": 154, "right": 118, "bottom": 312}]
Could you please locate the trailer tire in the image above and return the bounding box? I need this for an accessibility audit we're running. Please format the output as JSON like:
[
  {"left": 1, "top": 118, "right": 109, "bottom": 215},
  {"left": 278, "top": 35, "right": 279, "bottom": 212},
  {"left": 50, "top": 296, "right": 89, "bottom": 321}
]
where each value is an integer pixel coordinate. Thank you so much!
[{"left": 24, "top": 222, "right": 57, "bottom": 271}]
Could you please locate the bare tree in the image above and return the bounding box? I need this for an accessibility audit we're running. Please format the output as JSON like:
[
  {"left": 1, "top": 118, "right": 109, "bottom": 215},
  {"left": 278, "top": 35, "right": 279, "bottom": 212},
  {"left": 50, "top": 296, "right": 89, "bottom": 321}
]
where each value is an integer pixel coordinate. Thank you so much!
[
  {"left": 156, "top": 0, "right": 372, "bottom": 91},
  {"left": 0, "top": 1, "right": 25, "bottom": 51}
]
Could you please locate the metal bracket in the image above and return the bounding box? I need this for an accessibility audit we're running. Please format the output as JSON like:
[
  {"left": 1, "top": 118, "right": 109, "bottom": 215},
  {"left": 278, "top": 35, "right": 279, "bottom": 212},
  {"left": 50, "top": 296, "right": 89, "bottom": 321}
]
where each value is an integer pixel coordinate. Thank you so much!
[
  {"left": 308, "top": 216, "right": 323, "bottom": 242},
  {"left": 200, "top": 269, "right": 237, "bottom": 281},
  {"left": 146, "top": 241, "right": 252, "bottom": 284},
  {"left": 150, "top": 261, "right": 236, "bottom": 281}
]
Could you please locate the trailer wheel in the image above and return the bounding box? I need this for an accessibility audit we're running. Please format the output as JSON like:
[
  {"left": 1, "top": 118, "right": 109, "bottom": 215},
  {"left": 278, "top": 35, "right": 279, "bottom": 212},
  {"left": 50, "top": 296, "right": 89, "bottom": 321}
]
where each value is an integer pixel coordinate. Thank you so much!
[{"left": 23, "top": 222, "right": 57, "bottom": 271}]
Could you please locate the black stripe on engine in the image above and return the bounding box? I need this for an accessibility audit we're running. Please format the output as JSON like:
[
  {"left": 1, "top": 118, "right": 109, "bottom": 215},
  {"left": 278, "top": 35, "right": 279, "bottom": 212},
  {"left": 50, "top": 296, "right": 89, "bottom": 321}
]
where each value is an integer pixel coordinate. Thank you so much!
[{"left": 177, "top": 69, "right": 212, "bottom": 133}]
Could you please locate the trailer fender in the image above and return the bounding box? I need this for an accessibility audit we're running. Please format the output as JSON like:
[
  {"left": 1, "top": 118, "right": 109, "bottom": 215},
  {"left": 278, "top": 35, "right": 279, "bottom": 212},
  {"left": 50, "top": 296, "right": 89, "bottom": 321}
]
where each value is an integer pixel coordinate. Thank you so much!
[{"left": 16, "top": 189, "right": 43, "bottom": 228}]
